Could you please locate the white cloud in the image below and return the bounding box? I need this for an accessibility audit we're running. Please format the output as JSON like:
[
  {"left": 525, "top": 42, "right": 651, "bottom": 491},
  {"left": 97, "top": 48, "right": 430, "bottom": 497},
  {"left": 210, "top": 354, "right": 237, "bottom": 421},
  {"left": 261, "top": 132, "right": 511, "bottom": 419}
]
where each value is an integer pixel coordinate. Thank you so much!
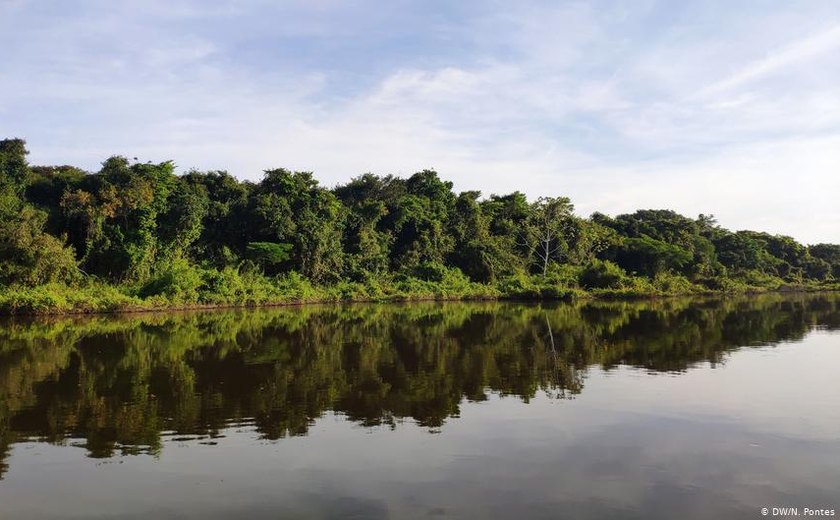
[
  {"left": 697, "top": 24, "right": 840, "bottom": 97},
  {"left": 2, "top": 0, "right": 839, "bottom": 244}
]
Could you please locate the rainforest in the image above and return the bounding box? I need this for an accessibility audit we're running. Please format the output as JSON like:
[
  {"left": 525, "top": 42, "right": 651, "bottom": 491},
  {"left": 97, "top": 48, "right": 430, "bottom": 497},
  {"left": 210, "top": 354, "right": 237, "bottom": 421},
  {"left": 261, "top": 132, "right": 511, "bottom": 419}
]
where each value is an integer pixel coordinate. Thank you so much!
[{"left": 1, "top": 138, "right": 838, "bottom": 314}]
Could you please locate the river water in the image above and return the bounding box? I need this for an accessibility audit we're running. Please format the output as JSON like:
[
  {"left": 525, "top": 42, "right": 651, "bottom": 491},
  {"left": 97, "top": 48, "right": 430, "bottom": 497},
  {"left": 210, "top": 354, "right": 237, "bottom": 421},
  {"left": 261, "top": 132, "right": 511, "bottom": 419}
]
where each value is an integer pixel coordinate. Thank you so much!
[{"left": 1, "top": 295, "right": 838, "bottom": 519}]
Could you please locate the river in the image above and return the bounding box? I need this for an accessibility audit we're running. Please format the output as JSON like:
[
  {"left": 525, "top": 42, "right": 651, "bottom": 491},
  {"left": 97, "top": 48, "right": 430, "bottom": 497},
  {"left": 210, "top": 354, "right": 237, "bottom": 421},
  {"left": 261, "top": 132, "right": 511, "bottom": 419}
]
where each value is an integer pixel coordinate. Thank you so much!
[{"left": 0, "top": 295, "right": 838, "bottom": 519}]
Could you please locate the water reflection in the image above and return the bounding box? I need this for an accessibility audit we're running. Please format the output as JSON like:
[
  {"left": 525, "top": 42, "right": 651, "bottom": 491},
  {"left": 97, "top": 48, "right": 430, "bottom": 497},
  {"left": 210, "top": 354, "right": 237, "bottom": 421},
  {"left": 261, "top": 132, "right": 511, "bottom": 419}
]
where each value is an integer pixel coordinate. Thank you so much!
[{"left": 1, "top": 294, "right": 839, "bottom": 477}]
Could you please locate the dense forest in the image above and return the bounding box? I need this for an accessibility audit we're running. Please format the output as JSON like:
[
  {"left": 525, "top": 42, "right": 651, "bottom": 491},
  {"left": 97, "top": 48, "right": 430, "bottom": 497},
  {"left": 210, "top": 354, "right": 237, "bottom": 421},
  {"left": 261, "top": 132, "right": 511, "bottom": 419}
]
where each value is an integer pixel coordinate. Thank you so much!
[{"left": 1, "top": 138, "right": 838, "bottom": 313}]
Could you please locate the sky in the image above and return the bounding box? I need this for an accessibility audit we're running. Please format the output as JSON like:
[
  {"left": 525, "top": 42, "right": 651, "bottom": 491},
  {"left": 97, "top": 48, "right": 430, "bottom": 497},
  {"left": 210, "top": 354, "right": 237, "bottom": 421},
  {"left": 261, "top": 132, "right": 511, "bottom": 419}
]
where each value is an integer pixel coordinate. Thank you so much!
[{"left": 1, "top": 0, "right": 839, "bottom": 244}]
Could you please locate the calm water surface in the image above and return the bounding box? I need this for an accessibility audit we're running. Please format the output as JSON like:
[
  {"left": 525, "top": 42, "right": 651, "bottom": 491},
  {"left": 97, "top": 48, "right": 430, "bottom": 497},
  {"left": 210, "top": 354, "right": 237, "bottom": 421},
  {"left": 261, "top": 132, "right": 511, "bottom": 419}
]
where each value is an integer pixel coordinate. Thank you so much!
[{"left": 1, "top": 295, "right": 839, "bottom": 519}]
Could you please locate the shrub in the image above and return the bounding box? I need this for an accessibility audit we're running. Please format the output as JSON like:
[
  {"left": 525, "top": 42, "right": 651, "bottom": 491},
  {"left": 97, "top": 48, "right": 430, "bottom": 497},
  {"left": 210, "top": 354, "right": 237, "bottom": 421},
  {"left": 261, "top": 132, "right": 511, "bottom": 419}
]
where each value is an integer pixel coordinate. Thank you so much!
[
  {"left": 544, "top": 263, "right": 581, "bottom": 287},
  {"left": 737, "top": 270, "right": 785, "bottom": 290},
  {"left": 652, "top": 272, "right": 700, "bottom": 294},
  {"left": 496, "top": 271, "right": 536, "bottom": 298},
  {"left": 138, "top": 260, "right": 203, "bottom": 302},
  {"left": 0, "top": 204, "right": 80, "bottom": 286},
  {"left": 0, "top": 282, "right": 141, "bottom": 314},
  {"left": 579, "top": 260, "right": 626, "bottom": 289},
  {"left": 409, "top": 261, "right": 452, "bottom": 282},
  {"left": 275, "top": 271, "right": 322, "bottom": 301},
  {"left": 494, "top": 270, "right": 578, "bottom": 300},
  {"left": 200, "top": 266, "right": 247, "bottom": 302}
]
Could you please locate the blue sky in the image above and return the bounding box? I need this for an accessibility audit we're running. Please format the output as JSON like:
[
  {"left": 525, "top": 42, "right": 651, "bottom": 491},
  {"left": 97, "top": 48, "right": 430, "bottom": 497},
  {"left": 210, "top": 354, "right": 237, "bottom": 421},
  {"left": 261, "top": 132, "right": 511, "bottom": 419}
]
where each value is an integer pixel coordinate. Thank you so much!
[{"left": 1, "top": 0, "right": 839, "bottom": 243}]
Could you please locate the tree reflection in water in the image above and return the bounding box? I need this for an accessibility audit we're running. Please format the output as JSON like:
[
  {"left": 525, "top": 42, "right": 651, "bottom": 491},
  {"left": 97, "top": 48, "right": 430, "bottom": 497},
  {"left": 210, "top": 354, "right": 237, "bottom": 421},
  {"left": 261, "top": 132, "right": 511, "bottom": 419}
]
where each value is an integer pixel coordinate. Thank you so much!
[{"left": 1, "top": 294, "right": 839, "bottom": 477}]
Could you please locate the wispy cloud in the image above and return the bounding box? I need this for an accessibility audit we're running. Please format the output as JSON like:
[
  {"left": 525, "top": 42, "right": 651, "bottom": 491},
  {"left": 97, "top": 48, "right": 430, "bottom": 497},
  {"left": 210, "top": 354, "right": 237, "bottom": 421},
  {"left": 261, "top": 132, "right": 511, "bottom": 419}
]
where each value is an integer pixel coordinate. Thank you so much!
[
  {"left": 697, "top": 24, "right": 840, "bottom": 97},
  {"left": 1, "top": 0, "right": 839, "bottom": 243}
]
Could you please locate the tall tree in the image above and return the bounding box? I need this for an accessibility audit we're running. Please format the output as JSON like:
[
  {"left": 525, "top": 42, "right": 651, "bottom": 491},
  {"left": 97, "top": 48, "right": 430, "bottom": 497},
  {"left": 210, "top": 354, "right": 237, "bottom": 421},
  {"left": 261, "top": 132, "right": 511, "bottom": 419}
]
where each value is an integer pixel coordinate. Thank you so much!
[
  {"left": 388, "top": 170, "right": 456, "bottom": 269},
  {"left": 524, "top": 197, "right": 575, "bottom": 276},
  {"left": 0, "top": 139, "right": 78, "bottom": 285},
  {"left": 183, "top": 170, "right": 252, "bottom": 265},
  {"left": 250, "top": 169, "right": 345, "bottom": 282}
]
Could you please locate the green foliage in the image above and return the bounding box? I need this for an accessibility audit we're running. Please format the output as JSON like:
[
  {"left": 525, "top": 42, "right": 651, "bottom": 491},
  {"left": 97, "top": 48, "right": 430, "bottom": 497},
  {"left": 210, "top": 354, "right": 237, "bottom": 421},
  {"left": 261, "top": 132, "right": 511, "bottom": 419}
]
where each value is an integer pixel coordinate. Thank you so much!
[
  {"left": 739, "top": 269, "right": 786, "bottom": 289},
  {"left": 389, "top": 170, "right": 456, "bottom": 269},
  {"left": 651, "top": 272, "right": 702, "bottom": 294},
  {"left": 0, "top": 282, "right": 141, "bottom": 314},
  {"left": 809, "top": 244, "right": 840, "bottom": 279},
  {"left": 138, "top": 260, "right": 204, "bottom": 301},
  {"left": 274, "top": 271, "right": 324, "bottom": 301},
  {"left": 157, "top": 180, "right": 209, "bottom": 259},
  {"left": 0, "top": 138, "right": 29, "bottom": 195},
  {"left": 407, "top": 261, "right": 457, "bottom": 282},
  {"left": 449, "top": 191, "right": 499, "bottom": 282},
  {"left": 608, "top": 236, "right": 693, "bottom": 277},
  {"left": 579, "top": 260, "right": 626, "bottom": 289},
  {"left": 245, "top": 242, "right": 293, "bottom": 271},
  {"left": 57, "top": 156, "right": 194, "bottom": 281},
  {"left": 0, "top": 140, "right": 79, "bottom": 286},
  {"left": 523, "top": 196, "right": 575, "bottom": 276},
  {"left": 183, "top": 170, "right": 251, "bottom": 266},
  {"left": 0, "top": 204, "right": 79, "bottom": 286},
  {"left": 565, "top": 218, "right": 620, "bottom": 265},
  {"left": 334, "top": 182, "right": 392, "bottom": 280},
  {"left": 1, "top": 137, "right": 839, "bottom": 314},
  {"left": 595, "top": 210, "right": 720, "bottom": 277},
  {"left": 251, "top": 169, "right": 345, "bottom": 282}
]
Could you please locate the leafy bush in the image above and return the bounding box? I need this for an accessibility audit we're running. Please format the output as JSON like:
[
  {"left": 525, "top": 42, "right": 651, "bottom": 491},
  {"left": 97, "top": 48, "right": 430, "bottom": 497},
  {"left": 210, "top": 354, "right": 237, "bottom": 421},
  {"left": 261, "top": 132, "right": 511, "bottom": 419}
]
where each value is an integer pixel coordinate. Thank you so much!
[
  {"left": 737, "top": 270, "right": 785, "bottom": 289},
  {"left": 198, "top": 266, "right": 282, "bottom": 304},
  {"left": 138, "top": 260, "right": 203, "bottom": 301},
  {"left": 544, "top": 263, "right": 582, "bottom": 287},
  {"left": 496, "top": 271, "right": 538, "bottom": 298},
  {"left": 0, "top": 203, "right": 79, "bottom": 286},
  {"left": 494, "top": 270, "right": 577, "bottom": 300},
  {"left": 0, "top": 282, "right": 140, "bottom": 314},
  {"left": 579, "top": 260, "right": 626, "bottom": 289},
  {"left": 408, "top": 261, "right": 452, "bottom": 282},
  {"left": 275, "top": 271, "right": 323, "bottom": 301},
  {"left": 652, "top": 272, "right": 701, "bottom": 294}
]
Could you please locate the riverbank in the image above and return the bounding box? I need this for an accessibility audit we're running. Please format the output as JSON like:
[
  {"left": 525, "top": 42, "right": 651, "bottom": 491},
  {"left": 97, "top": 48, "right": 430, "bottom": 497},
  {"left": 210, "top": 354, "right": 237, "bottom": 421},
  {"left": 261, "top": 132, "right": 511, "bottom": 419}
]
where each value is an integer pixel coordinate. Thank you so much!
[{"left": 2, "top": 266, "right": 838, "bottom": 315}]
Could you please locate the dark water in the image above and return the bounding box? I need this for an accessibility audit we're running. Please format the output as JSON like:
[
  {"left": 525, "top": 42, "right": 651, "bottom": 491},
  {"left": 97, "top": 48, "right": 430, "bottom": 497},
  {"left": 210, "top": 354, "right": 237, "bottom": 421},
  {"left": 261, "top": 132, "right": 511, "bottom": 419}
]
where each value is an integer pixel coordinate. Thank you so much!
[{"left": 1, "top": 295, "right": 839, "bottom": 519}]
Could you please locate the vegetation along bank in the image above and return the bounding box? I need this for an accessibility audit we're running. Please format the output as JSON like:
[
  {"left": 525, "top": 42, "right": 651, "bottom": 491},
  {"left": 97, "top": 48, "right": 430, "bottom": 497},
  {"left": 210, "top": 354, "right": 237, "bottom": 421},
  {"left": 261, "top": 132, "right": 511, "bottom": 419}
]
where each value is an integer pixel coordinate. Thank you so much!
[{"left": 1, "top": 138, "right": 838, "bottom": 314}]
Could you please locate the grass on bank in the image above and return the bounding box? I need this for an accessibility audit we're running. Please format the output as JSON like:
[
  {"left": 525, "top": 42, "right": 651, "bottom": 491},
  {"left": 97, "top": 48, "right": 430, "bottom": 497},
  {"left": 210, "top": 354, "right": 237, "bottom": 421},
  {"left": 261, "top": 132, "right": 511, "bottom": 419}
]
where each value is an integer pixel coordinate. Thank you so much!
[{"left": 1, "top": 260, "right": 838, "bottom": 315}]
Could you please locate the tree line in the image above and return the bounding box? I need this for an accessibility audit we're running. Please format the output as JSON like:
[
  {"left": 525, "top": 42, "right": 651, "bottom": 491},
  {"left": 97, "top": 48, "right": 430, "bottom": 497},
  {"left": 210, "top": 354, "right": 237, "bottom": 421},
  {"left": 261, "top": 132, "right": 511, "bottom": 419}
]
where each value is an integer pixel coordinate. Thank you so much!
[{"left": 1, "top": 137, "right": 838, "bottom": 308}]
